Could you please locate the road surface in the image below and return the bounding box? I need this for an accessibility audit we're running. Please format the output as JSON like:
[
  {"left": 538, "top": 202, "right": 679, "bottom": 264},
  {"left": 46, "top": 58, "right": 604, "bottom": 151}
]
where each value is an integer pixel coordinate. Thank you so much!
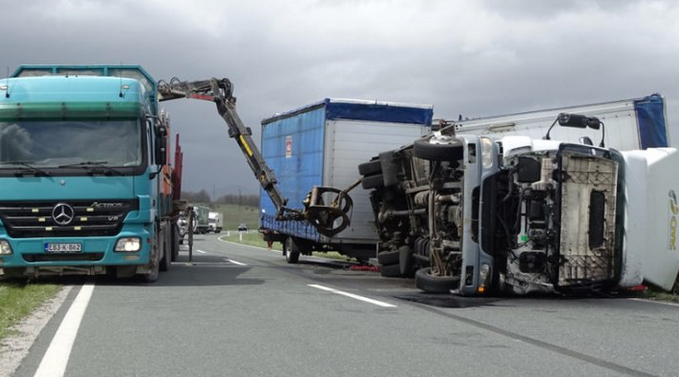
[{"left": 10, "top": 235, "right": 679, "bottom": 377}]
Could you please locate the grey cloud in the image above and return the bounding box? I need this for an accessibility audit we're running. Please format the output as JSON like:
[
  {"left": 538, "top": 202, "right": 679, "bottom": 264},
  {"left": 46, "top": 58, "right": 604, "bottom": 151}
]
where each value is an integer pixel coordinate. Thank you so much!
[{"left": 2, "top": 0, "right": 678, "bottom": 196}]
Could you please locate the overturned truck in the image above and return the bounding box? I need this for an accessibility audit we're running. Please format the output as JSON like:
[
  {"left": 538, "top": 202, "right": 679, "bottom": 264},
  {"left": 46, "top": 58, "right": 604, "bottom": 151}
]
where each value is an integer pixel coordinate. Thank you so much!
[{"left": 361, "top": 112, "right": 679, "bottom": 295}]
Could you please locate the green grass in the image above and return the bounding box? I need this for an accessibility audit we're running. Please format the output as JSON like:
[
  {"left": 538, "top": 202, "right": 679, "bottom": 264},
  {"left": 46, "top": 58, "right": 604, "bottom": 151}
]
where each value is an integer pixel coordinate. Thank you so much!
[
  {"left": 0, "top": 281, "right": 61, "bottom": 341},
  {"left": 221, "top": 231, "right": 282, "bottom": 251},
  {"left": 641, "top": 288, "right": 679, "bottom": 303},
  {"left": 191, "top": 203, "right": 260, "bottom": 231},
  {"left": 220, "top": 231, "right": 350, "bottom": 260}
]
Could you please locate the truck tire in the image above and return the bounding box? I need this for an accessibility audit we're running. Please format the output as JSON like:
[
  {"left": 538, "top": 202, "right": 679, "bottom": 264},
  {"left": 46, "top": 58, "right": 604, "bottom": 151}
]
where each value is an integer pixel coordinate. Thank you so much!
[
  {"left": 413, "top": 137, "right": 464, "bottom": 162},
  {"left": 158, "top": 224, "right": 171, "bottom": 272},
  {"left": 160, "top": 239, "right": 170, "bottom": 272},
  {"left": 379, "top": 151, "right": 400, "bottom": 187},
  {"left": 285, "top": 237, "right": 300, "bottom": 264},
  {"left": 1, "top": 268, "right": 27, "bottom": 282},
  {"left": 143, "top": 253, "right": 160, "bottom": 283},
  {"left": 171, "top": 224, "right": 180, "bottom": 262},
  {"left": 361, "top": 174, "right": 384, "bottom": 190},
  {"left": 415, "top": 267, "right": 459, "bottom": 293},
  {"left": 359, "top": 160, "right": 382, "bottom": 176},
  {"left": 380, "top": 263, "right": 402, "bottom": 277},
  {"left": 398, "top": 245, "right": 415, "bottom": 276},
  {"left": 377, "top": 250, "right": 399, "bottom": 265}
]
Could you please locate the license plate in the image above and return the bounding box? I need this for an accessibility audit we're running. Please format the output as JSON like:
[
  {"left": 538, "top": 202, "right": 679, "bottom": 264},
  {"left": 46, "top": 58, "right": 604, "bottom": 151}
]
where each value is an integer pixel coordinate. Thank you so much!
[{"left": 44, "top": 243, "right": 82, "bottom": 253}]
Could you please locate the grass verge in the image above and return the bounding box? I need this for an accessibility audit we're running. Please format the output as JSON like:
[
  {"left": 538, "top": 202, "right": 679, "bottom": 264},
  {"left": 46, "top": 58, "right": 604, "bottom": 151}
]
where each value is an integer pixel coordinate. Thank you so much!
[
  {"left": 0, "top": 280, "right": 61, "bottom": 341},
  {"left": 220, "top": 231, "right": 350, "bottom": 260},
  {"left": 641, "top": 288, "right": 679, "bottom": 303},
  {"left": 190, "top": 203, "right": 260, "bottom": 232}
]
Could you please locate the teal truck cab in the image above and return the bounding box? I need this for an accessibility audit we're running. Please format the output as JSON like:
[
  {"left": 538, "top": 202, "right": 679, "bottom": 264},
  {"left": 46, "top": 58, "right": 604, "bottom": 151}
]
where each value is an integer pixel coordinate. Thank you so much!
[{"left": 0, "top": 65, "right": 181, "bottom": 281}]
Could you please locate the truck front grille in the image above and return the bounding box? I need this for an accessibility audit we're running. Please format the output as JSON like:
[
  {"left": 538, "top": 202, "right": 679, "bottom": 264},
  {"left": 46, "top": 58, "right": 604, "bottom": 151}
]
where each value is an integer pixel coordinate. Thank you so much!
[
  {"left": 23, "top": 253, "right": 105, "bottom": 262},
  {"left": 0, "top": 199, "right": 139, "bottom": 238}
]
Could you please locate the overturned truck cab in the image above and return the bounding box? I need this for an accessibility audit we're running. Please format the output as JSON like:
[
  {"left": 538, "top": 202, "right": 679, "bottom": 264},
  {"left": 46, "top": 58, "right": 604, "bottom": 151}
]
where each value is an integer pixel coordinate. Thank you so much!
[
  {"left": 362, "top": 130, "right": 659, "bottom": 295},
  {"left": 494, "top": 138, "right": 625, "bottom": 295}
]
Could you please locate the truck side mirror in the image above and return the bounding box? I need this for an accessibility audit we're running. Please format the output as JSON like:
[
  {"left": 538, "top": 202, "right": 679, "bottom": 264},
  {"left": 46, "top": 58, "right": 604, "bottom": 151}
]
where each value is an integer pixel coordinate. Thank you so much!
[
  {"left": 557, "top": 113, "right": 601, "bottom": 130},
  {"left": 155, "top": 125, "right": 167, "bottom": 166},
  {"left": 545, "top": 113, "right": 605, "bottom": 147}
]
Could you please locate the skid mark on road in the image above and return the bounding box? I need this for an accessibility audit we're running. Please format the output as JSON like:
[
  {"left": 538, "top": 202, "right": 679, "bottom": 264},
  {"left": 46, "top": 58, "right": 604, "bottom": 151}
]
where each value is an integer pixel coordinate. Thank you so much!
[{"left": 411, "top": 302, "right": 656, "bottom": 377}]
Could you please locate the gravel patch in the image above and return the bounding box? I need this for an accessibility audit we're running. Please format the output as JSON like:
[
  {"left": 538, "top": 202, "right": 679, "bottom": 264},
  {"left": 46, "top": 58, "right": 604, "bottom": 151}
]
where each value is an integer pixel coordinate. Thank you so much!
[{"left": 0, "top": 285, "right": 72, "bottom": 377}]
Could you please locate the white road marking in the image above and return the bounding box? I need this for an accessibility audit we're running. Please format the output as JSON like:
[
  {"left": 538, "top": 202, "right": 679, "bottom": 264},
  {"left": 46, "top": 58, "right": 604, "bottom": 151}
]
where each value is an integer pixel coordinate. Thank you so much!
[
  {"left": 308, "top": 284, "right": 396, "bottom": 308},
  {"left": 628, "top": 298, "right": 679, "bottom": 307},
  {"left": 196, "top": 249, "right": 208, "bottom": 254},
  {"left": 34, "top": 283, "right": 95, "bottom": 377},
  {"left": 225, "top": 258, "right": 247, "bottom": 266}
]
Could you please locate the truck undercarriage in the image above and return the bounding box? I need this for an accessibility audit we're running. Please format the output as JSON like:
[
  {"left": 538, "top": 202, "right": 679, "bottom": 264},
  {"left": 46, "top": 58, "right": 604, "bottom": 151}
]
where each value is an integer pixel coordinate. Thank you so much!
[
  {"left": 362, "top": 132, "right": 623, "bottom": 295},
  {"left": 499, "top": 145, "right": 621, "bottom": 294}
]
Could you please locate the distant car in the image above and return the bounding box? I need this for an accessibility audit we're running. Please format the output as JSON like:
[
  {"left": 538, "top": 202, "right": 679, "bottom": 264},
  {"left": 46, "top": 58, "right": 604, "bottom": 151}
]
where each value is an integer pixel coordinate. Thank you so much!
[
  {"left": 177, "top": 218, "right": 188, "bottom": 237},
  {"left": 238, "top": 223, "right": 248, "bottom": 232},
  {"left": 176, "top": 217, "right": 188, "bottom": 244}
]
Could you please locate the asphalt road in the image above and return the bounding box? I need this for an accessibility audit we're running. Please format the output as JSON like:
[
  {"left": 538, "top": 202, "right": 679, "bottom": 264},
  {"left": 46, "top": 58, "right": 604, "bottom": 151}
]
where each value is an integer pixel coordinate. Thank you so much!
[{"left": 11, "top": 235, "right": 679, "bottom": 377}]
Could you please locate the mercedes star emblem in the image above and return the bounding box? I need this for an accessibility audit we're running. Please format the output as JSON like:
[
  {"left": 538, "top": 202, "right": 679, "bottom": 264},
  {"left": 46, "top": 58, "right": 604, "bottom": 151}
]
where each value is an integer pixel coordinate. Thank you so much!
[{"left": 52, "top": 203, "right": 75, "bottom": 226}]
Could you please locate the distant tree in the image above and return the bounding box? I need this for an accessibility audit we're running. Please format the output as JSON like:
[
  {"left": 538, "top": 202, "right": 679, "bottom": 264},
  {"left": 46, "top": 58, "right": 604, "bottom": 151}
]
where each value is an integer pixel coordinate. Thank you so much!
[
  {"left": 181, "top": 190, "right": 260, "bottom": 207},
  {"left": 217, "top": 194, "right": 259, "bottom": 207},
  {"left": 182, "top": 190, "right": 211, "bottom": 203}
]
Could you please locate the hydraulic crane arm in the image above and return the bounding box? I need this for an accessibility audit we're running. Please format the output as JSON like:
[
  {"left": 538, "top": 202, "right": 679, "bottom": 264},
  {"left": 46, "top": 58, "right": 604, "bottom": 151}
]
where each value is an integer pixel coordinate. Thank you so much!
[{"left": 157, "top": 77, "right": 356, "bottom": 237}]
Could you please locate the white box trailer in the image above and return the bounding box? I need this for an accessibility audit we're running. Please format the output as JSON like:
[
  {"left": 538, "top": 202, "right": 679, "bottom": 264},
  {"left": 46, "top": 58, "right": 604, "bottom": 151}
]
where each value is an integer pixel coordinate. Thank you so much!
[
  {"left": 449, "top": 93, "right": 669, "bottom": 150},
  {"left": 260, "top": 98, "right": 433, "bottom": 262},
  {"left": 622, "top": 148, "right": 679, "bottom": 291},
  {"left": 208, "top": 211, "right": 223, "bottom": 233}
]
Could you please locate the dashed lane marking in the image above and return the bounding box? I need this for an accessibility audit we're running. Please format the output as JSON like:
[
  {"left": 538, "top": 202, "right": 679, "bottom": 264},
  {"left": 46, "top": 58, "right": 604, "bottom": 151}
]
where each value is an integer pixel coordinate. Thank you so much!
[
  {"left": 224, "top": 258, "right": 247, "bottom": 266},
  {"left": 308, "top": 284, "right": 396, "bottom": 308}
]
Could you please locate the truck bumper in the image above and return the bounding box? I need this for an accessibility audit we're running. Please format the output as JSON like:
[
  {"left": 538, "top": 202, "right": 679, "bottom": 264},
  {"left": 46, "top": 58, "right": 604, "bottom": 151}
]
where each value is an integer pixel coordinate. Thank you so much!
[{"left": 0, "top": 224, "right": 152, "bottom": 275}]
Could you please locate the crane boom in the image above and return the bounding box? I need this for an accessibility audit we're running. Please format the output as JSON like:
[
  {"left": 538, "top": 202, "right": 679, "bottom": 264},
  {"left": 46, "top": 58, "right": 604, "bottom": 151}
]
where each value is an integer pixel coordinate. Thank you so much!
[{"left": 157, "top": 77, "right": 355, "bottom": 237}]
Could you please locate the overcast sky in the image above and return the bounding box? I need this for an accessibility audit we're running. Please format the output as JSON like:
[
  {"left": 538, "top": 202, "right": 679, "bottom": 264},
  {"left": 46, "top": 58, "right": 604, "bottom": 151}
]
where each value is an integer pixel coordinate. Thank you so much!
[{"left": 2, "top": 0, "right": 678, "bottom": 196}]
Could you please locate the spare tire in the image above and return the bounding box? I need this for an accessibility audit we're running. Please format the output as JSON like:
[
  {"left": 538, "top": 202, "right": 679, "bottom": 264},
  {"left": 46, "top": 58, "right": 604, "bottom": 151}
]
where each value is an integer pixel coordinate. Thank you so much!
[
  {"left": 413, "top": 136, "right": 464, "bottom": 161},
  {"left": 415, "top": 267, "right": 460, "bottom": 293}
]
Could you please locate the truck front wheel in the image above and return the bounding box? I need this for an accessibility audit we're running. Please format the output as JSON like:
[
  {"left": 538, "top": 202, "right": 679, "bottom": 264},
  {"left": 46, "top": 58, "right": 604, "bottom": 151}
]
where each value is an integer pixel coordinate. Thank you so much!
[
  {"left": 285, "top": 237, "right": 301, "bottom": 264},
  {"left": 171, "top": 224, "right": 180, "bottom": 262},
  {"left": 143, "top": 254, "right": 160, "bottom": 283},
  {"left": 413, "top": 136, "right": 464, "bottom": 162},
  {"left": 415, "top": 267, "right": 459, "bottom": 293}
]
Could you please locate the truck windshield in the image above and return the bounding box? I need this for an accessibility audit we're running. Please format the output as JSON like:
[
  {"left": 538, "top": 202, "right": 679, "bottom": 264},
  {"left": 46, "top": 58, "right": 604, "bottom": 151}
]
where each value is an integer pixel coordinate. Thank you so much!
[{"left": 0, "top": 120, "right": 143, "bottom": 170}]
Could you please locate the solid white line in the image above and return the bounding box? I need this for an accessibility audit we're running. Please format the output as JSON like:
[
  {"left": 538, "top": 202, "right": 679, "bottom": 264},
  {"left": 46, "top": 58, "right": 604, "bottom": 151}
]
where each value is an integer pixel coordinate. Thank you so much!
[
  {"left": 34, "top": 283, "right": 95, "bottom": 377},
  {"left": 196, "top": 249, "right": 207, "bottom": 254},
  {"left": 628, "top": 298, "right": 679, "bottom": 307},
  {"left": 308, "top": 284, "right": 396, "bottom": 308},
  {"left": 225, "top": 258, "right": 247, "bottom": 266}
]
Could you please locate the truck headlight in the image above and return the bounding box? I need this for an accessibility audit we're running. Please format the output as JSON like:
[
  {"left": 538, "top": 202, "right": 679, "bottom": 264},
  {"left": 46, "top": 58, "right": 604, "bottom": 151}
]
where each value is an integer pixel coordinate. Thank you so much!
[
  {"left": 115, "top": 237, "right": 141, "bottom": 252},
  {"left": 478, "top": 263, "right": 491, "bottom": 293},
  {"left": 480, "top": 137, "right": 494, "bottom": 168},
  {"left": 0, "top": 240, "right": 13, "bottom": 255}
]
